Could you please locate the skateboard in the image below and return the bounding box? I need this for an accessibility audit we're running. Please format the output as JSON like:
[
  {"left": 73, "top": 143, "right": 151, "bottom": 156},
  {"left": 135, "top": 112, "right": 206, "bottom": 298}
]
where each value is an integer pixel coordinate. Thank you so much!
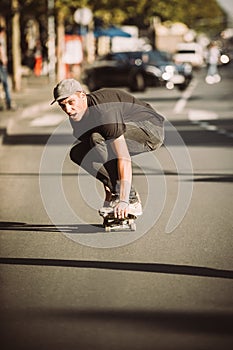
[{"left": 100, "top": 212, "right": 137, "bottom": 232}]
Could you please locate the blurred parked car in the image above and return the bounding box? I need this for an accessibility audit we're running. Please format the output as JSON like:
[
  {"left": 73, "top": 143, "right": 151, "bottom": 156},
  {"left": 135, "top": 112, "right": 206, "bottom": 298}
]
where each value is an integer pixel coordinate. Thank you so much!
[
  {"left": 82, "top": 50, "right": 193, "bottom": 92},
  {"left": 173, "top": 42, "right": 204, "bottom": 68}
]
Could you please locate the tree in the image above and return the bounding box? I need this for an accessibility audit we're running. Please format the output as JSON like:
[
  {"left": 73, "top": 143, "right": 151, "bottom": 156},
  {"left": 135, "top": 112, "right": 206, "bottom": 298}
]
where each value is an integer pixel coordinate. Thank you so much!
[
  {"left": 0, "top": 0, "right": 226, "bottom": 86},
  {"left": 89, "top": 0, "right": 226, "bottom": 36}
]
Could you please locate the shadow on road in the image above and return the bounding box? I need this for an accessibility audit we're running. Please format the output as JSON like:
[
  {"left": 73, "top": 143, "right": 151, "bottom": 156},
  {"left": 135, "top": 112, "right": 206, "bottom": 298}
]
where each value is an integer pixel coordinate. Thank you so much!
[
  {"left": 16, "top": 308, "right": 232, "bottom": 335},
  {"left": 2, "top": 132, "right": 75, "bottom": 145},
  {"left": 0, "top": 221, "right": 103, "bottom": 233},
  {"left": 190, "top": 176, "right": 233, "bottom": 182},
  {"left": 2, "top": 171, "right": 233, "bottom": 183},
  {"left": 0, "top": 245, "right": 232, "bottom": 280},
  {"left": 164, "top": 119, "right": 233, "bottom": 147},
  {"left": 1, "top": 119, "right": 233, "bottom": 147}
]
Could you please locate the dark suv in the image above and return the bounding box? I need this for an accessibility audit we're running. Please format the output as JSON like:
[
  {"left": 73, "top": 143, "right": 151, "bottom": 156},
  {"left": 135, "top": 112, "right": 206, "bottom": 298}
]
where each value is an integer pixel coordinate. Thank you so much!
[{"left": 82, "top": 50, "right": 193, "bottom": 92}]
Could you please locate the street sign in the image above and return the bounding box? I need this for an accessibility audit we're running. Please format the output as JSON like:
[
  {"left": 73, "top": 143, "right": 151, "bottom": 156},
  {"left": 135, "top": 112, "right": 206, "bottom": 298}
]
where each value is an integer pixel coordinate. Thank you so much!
[{"left": 74, "top": 8, "right": 93, "bottom": 26}]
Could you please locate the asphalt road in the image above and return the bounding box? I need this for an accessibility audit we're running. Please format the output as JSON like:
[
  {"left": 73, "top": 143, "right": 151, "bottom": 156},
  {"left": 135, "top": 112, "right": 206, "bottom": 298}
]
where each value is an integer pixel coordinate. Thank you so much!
[{"left": 0, "top": 65, "right": 233, "bottom": 350}]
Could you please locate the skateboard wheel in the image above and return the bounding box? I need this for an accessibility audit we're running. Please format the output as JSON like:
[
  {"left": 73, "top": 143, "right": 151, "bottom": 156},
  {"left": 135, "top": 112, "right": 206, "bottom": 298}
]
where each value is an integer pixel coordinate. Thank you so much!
[
  {"left": 130, "top": 222, "right": 136, "bottom": 231},
  {"left": 105, "top": 226, "right": 111, "bottom": 232}
]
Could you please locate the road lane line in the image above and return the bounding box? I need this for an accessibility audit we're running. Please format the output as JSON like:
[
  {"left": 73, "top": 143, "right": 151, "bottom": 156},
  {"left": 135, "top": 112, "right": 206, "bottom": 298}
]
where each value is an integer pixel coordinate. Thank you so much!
[
  {"left": 188, "top": 109, "right": 233, "bottom": 139},
  {"left": 30, "top": 113, "right": 65, "bottom": 126},
  {"left": 188, "top": 109, "right": 218, "bottom": 121},
  {"left": 173, "top": 78, "right": 198, "bottom": 114}
]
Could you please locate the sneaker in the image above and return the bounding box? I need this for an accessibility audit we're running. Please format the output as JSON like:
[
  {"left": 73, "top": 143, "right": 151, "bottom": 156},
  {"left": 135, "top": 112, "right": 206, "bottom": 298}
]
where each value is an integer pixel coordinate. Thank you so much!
[
  {"left": 99, "top": 201, "right": 114, "bottom": 216},
  {"left": 114, "top": 183, "right": 143, "bottom": 216},
  {"left": 128, "top": 201, "right": 143, "bottom": 216},
  {"left": 128, "top": 189, "right": 143, "bottom": 216}
]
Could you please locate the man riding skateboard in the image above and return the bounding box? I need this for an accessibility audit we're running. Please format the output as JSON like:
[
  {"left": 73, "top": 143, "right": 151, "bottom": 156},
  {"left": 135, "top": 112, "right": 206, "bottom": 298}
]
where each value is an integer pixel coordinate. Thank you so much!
[{"left": 51, "top": 79, "right": 164, "bottom": 221}]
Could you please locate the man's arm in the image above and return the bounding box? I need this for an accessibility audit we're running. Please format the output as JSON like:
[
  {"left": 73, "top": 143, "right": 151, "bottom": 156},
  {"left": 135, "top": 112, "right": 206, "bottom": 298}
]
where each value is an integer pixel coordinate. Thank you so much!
[{"left": 112, "top": 134, "right": 132, "bottom": 218}]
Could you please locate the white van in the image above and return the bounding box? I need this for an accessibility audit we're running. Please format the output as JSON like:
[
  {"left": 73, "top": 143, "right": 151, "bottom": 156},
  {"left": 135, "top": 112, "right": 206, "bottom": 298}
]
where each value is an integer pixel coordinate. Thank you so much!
[{"left": 173, "top": 42, "right": 204, "bottom": 68}]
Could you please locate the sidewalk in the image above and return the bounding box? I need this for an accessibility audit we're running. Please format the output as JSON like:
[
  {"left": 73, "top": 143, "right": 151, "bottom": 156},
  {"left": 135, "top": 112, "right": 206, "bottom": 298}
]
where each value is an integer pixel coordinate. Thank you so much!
[{"left": 0, "top": 75, "right": 56, "bottom": 134}]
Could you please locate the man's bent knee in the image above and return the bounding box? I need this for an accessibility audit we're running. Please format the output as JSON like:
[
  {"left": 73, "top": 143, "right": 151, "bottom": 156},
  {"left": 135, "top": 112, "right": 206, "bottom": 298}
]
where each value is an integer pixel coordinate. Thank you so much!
[
  {"left": 70, "top": 144, "right": 82, "bottom": 165},
  {"left": 90, "top": 132, "right": 105, "bottom": 147}
]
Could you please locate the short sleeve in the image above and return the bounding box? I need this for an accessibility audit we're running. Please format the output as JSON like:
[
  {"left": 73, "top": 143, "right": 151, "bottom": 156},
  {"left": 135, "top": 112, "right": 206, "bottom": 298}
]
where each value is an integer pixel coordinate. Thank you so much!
[
  {"left": 96, "top": 107, "right": 126, "bottom": 140},
  {"left": 97, "top": 123, "right": 126, "bottom": 140}
]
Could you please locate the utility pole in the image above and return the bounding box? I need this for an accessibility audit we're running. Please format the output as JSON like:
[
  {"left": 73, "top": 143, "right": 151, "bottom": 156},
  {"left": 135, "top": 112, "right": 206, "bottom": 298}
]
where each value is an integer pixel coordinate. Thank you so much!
[
  {"left": 56, "top": 9, "right": 65, "bottom": 81},
  {"left": 48, "top": 0, "right": 56, "bottom": 82},
  {"left": 11, "top": 0, "right": 21, "bottom": 91}
]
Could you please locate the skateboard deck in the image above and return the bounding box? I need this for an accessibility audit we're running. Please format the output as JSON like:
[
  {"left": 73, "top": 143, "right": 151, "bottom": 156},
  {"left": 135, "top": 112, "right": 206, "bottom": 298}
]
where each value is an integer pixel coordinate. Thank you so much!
[{"left": 100, "top": 212, "right": 137, "bottom": 232}]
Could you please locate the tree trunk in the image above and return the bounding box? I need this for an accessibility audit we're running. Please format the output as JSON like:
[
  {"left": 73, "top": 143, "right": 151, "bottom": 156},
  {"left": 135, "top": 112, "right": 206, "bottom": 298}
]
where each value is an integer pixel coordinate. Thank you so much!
[
  {"left": 47, "top": 0, "right": 56, "bottom": 82},
  {"left": 11, "top": 0, "right": 21, "bottom": 91},
  {"left": 56, "top": 9, "right": 65, "bottom": 81}
]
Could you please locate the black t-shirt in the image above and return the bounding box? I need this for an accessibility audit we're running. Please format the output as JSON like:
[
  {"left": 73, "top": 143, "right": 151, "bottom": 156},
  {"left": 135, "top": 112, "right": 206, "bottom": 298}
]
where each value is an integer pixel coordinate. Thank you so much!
[{"left": 70, "top": 88, "right": 164, "bottom": 141}]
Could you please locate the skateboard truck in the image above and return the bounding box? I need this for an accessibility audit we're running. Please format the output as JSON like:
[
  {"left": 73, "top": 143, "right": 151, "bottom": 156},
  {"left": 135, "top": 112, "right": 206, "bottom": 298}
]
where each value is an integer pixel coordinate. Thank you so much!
[{"left": 100, "top": 212, "right": 137, "bottom": 232}]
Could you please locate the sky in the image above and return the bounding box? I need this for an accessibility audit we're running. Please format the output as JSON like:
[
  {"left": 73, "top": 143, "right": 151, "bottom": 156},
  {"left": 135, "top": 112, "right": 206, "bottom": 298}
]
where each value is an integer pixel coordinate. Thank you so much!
[{"left": 216, "top": 0, "right": 233, "bottom": 25}]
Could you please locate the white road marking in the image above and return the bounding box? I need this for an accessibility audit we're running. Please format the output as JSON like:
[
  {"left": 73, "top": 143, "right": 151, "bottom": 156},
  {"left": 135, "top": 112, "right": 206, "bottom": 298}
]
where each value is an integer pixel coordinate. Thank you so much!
[
  {"left": 173, "top": 79, "right": 198, "bottom": 114},
  {"left": 188, "top": 109, "right": 218, "bottom": 121},
  {"left": 21, "top": 101, "right": 53, "bottom": 118},
  {"left": 172, "top": 75, "right": 232, "bottom": 139},
  {"left": 30, "top": 113, "right": 65, "bottom": 126},
  {"left": 188, "top": 109, "right": 233, "bottom": 139}
]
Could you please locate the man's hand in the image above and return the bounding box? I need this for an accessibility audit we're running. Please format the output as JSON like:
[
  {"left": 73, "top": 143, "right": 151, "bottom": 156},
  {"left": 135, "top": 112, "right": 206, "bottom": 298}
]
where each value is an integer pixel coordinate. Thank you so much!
[
  {"left": 114, "top": 200, "right": 129, "bottom": 219},
  {"left": 111, "top": 134, "right": 132, "bottom": 220}
]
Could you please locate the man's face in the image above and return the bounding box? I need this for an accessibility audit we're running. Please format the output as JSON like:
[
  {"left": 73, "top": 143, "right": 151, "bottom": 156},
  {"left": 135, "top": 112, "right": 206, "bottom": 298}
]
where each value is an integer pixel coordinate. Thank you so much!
[{"left": 58, "top": 92, "right": 87, "bottom": 121}]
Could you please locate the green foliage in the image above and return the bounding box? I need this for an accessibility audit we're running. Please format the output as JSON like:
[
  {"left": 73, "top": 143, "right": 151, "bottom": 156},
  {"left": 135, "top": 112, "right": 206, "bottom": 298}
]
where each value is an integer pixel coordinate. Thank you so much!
[
  {"left": 0, "top": 0, "right": 226, "bottom": 36},
  {"left": 158, "top": 0, "right": 226, "bottom": 35},
  {"left": 55, "top": 0, "right": 88, "bottom": 11},
  {"left": 89, "top": 0, "right": 226, "bottom": 35}
]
